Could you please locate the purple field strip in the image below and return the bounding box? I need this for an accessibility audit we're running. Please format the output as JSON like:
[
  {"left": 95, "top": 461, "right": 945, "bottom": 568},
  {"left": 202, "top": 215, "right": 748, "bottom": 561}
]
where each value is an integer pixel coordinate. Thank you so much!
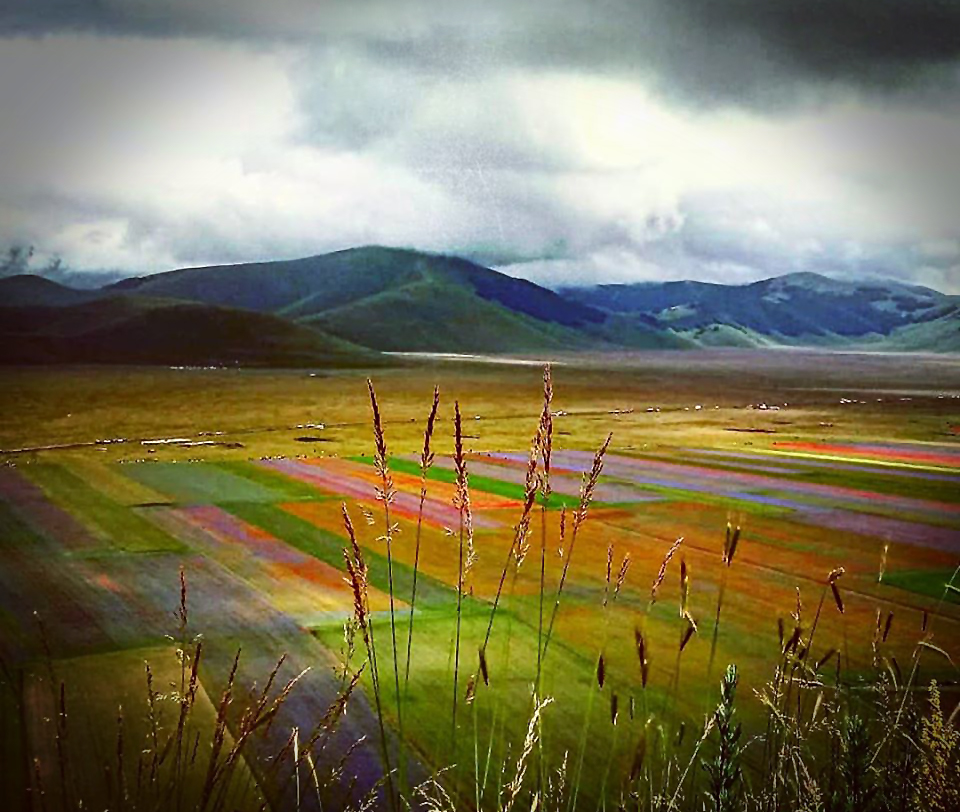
[
  {"left": 690, "top": 449, "right": 960, "bottom": 483},
  {"left": 434, "top": 457, "right": 664, "bottom": 504},
  {"left": 675, "top": 459, "right": 807, "bottom": 476},
  {"left": 0, "top": 545, "right": 115, "bottom": 659},
  {"left": 0, "top": 468, "right": 100, "bottom": 550},
  {"left": 548, "top": 450, "right": 960, "bottom": 518},
  {"left": 178, "top": 504, "right": 308, "bottom": 565},
  {"left": 261, "top": 459, "right": 500, "bottom": 528},
  {"left": 726, "top": 493, "right": 816, "bottom": 510},
  {"left": 793, "top": 509, "right": 960, "bottom": 554},
  {"left": 130, "top": 517, "right": 417, "bottom": 808},
  {"left": 480, "top": 451, "right": 786, "bottom": 501}
]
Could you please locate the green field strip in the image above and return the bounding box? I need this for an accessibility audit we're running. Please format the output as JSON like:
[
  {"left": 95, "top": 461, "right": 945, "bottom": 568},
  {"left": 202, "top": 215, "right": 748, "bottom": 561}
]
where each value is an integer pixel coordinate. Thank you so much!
[
  {"left": 221, "top": 501, "right": 452, "bottom": 606},
  {"left": 21, "top": 646, "right": 263, "bottom": 811},
  {"left": 0, "top": 502, "right": 46, "bottom": 548},
  {"left": 121, "top": 462, "right": 287, "bottom": 504},
  {"left": 21, "top": 464, "right": 186, "bottom": 554},
  {"left": 312, "top": 601, "right": 674, "bottom": 811},
  {"left": 214, "top": 460, "right": 334, "bottom": 502},
  {"left": 61, "top": 459, "right": 170, "bottom": 506},
  {"left": 350, "top": 455, "right": 582, "bottom": 509},
  {"left": 753, "top": 449, "right": 960, "bottom": 475},
  {"left": 773, "top": 468, "right": 960, "bottom": 505},
  {"left": 749, "top": 488, "right": 960, "bottom": 530},
  {"left": 882, "top": 568, "right": 960, "bottom": 603},
  {"left": 612, "top": 479, "right": 797, "bottom": 519}
]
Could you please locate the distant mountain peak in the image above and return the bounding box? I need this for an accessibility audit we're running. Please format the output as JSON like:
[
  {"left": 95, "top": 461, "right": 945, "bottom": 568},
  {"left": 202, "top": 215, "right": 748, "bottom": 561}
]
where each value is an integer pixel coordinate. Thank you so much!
[{"left": 3, "top": 249, "right": 956, "bottom": 358}]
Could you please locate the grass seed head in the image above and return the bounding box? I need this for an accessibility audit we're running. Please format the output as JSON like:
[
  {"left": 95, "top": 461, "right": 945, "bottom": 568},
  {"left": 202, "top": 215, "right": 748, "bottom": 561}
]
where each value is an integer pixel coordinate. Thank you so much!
[
  {"left": 558, "top": 506, "right": 567, "bottom": 558},
  {"left": 679, "top": 557, "right": 689, "bottom": 617},
  {"left": 830, "top": 582, "right": 845, "bottom": 614},
  {"left": 680, "top": 612, "right": 698, "bottom": 652},
  {"left": 651, "top": 537, "right": 683, "bottom": 605},
  {"left": 421, "top": 385, "right": 440, "bottom": 475},
  {"left": 883, "top": 611, "right": 894, "bottom": 643},
  {"left": 614, "top": 553, "right": 631, "bottom": 600},
  {"left": 538, "top": 364, "right": 554, "bottom": 499},
  {"left": 573, "top": 433, "right": 611, "bottom": 532},
  {"left": 722, "top": 523, "right": 741, "bottom": 566},
  {"left": 366, "top": 379, "right": 395, "bottom": 505},
  {"left": 634, "top": 629, "right": 649, "bottom": 688}
]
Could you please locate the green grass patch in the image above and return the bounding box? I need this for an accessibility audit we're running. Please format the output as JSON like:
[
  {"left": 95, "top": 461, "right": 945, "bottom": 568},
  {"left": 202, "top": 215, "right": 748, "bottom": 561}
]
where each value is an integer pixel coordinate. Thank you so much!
[
  {"left": 23, "top": 647, "right": 263, "bottom": 810},
  {"left": 0, "top": 502, "right": 45, "bottom": 548},
  {"left": 351, "top": 456, "right": 582, "bottom": 509},
  {"left": 312, "top": 598, "right": 670, "bottom": 812},
  {"left": 222, "top": 502, "right": 451, "bottom": 606},
  {"left": 883, "top": 568, "right": 960, "bottom": 603},
  {"left": 121, "top": 462, "right": 287, "bottom": 504},
  {"left": 22, "top": 464, "right": 185, "bottom": 554},
  {"left": 789, "top": 467, "right": 960, "bottom": 505},
  {"left": 214, "top": 460, "right": 333, "bottom": 502},
  {"left": 621, "top": 480, "right": 796, "bottom": 519}
]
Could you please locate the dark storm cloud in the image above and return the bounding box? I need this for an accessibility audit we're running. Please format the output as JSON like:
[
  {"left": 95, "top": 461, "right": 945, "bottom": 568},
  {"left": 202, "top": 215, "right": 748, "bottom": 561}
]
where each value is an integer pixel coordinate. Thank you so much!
[
  {"left": 3, "top": 0, "right": 960, "bottom": 107},
  {"left": 2, "top": 1, "right": 958, "bottom": 290}
]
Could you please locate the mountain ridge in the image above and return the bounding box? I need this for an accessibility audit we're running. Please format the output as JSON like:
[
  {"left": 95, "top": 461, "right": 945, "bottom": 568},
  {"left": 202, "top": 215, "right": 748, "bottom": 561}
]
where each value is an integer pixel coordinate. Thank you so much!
[{"left": 2, "top": 247, "right": 956, "bottom": 362}]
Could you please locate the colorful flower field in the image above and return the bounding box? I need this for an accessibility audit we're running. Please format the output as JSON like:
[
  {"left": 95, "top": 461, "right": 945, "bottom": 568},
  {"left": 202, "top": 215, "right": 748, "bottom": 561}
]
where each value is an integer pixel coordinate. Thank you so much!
[{"left": 2, "top": 422, "right": 959, "bottom": 809}]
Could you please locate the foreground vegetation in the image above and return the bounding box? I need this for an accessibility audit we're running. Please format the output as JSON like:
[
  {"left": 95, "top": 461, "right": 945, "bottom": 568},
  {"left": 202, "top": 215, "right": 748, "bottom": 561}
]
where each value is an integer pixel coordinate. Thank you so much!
[{"left": 2, "top": 360, "right": 958, "bottom": 811}]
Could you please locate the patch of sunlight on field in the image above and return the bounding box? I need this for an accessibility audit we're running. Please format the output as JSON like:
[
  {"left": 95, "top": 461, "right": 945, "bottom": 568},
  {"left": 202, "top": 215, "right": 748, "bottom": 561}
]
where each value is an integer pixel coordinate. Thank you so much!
[
  {"left": 23, "top": 646, "right": 264, "bottom": 811},
  {"left": 20, "top": 463, "right": 186, "bottom": 554}
]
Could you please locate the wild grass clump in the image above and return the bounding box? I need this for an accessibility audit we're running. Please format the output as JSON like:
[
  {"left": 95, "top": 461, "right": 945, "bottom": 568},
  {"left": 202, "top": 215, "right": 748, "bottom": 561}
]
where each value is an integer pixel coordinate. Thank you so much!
[{"left": 9, "top": 367, "right": 959, "bottom": 812}]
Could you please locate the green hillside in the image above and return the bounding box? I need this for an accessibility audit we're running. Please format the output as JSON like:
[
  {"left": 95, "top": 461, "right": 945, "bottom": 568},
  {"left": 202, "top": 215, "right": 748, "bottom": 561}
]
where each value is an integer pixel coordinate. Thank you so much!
[
  {"left": 2, "top": 252, "right": 956, "bottom": 363},
  {"left": 0, "top": 274, "right": 97, "bottom": 307},
  {"left": 561, "top": 272, "right": 955, "bottom": 347},
  {"left": 301, "top": 279, "right": 607, "bottom": 352},
  {"left": 0, "top": 296, "right": 376, "bottom": 367}
]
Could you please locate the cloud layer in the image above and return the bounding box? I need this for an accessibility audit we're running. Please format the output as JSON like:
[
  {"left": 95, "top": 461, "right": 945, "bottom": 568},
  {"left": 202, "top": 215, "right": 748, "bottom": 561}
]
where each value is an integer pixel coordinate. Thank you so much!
[{"left": 1, "top": 1, "right": 958, "bottom": 291}]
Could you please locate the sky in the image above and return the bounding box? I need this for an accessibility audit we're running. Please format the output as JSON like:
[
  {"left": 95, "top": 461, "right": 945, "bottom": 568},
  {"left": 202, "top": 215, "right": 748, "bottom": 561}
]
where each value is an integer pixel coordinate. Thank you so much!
[{"left": 1, "top": 0, "right": 959, "bottom": 291}]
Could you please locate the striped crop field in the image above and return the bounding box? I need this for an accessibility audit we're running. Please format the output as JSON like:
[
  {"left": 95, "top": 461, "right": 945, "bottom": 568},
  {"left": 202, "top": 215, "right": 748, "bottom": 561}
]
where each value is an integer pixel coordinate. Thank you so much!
[{"left": 1, "top": 363, "right": 958, "bottom": 811}]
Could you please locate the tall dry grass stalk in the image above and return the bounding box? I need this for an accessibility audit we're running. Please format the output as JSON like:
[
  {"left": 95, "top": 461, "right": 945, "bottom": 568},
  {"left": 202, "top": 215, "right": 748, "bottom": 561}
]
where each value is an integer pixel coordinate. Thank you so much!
[
  {"left": 707, "top": 522, "right": 741, "bottom": 683},
  {"left": 405, "top": 385, "right": 440, "bottom": 690},
  {"left": 342, "top": 501, "right": 398, "bottom": 812},
  {"left": 502, "top": 694, "right": 553, "bottom": 812},
  {"left": 479, "top": 421, "right": 540, "bottom": 670},
  {"left": 452, "top": 401, "right": 473, "bottom": 752},
  {"left": 540, "top": 432, "right": 612, "bottom": 665},
  {"left": 569, "top": 541, "right": 630, "bottom": 812},
  {"left": 671, "top": 555, "right": 698, "bottom": 706},
  {"left": 366, "top": 378, "right": 408, "bottom": 803},
  {"left": 535, "top": 365, "right": 554, "bottom": 696}
]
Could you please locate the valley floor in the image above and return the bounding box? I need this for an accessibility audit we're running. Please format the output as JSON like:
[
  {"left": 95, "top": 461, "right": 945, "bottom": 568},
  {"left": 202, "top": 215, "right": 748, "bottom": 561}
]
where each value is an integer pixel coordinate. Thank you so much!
[{"left": 1, "top": 350, "right": 958, "bottom": 809}]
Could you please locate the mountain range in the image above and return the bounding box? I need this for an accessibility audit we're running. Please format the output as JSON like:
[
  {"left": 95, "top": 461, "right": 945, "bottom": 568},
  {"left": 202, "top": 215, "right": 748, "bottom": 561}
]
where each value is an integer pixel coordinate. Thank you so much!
[{"left": 1, "top": 247, "right": 957, "bottom": 365}]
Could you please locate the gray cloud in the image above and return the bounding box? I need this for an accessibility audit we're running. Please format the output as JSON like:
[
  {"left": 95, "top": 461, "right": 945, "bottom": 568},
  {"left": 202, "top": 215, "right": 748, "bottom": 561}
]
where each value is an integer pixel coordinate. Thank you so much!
[
  {"left": 3, "top": 1, "right": 960, "bottom": 108},
  {"left": 0, "top": 3, "right": 958, "bottom": 292}
]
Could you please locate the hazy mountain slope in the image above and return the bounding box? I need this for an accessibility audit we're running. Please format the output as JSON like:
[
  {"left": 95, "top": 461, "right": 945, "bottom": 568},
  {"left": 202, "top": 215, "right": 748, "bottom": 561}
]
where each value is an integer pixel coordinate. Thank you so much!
[
  {"left": 301, "top": 280, "right": 602, "bottom": 352},
  {"left": 0, "top": 274, "right": 98, "bottom": 307},
  {"left": 0, "top": 296, "right": 375, "bottom": 366},
  {"left": 866, "top": 309, "right": 960, "bottom": 352},
  {"left": 561, "top": 272, "right": 953, "bottom": 344},
  {"left": 112, "top": 246, "right": 606, "bottom": 328},
  {"left": 3, "top": 254, "right": 955, "bottom": 362}
]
